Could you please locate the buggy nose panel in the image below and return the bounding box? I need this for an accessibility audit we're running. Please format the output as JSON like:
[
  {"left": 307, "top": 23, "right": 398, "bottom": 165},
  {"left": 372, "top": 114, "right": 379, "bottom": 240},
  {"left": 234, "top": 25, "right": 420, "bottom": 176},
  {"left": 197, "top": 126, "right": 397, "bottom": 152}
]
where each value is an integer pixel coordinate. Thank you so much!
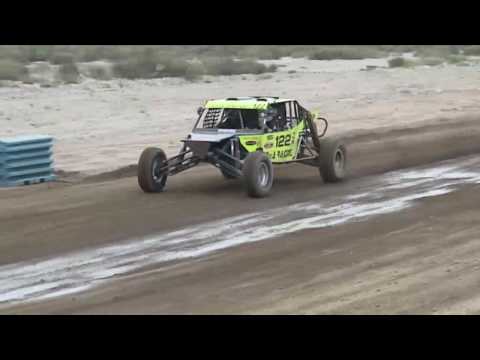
[
  {"left": 185, "top": 140, "right": 211, "bottom": 159},
  {"left": 188, "top": 131, "right": 235, "bottom": 143},
  {"left": 184, "top": 132, "right": 236, "bottom": 159}
]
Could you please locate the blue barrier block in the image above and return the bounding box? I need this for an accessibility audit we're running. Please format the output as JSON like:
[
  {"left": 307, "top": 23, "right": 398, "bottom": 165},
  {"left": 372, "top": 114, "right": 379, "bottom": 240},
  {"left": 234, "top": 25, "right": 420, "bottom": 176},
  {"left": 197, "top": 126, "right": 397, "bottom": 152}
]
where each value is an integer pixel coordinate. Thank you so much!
[{"left": 0, "top": 135, "right": 56, "bottom": 187}]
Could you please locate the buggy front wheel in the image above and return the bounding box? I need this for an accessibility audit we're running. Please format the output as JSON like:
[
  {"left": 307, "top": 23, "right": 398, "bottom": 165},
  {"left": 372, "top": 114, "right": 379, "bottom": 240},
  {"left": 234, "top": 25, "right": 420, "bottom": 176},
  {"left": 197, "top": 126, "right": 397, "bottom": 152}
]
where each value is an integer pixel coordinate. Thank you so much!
[
  {"left": 138, "top": 147, "right": 168, "bottom": 193},
  {"left": 318, "top": 138, "right": 347, "bottom": 183},
  {"left": 242, "top": 151, "right": 273, "bottom": 198}
]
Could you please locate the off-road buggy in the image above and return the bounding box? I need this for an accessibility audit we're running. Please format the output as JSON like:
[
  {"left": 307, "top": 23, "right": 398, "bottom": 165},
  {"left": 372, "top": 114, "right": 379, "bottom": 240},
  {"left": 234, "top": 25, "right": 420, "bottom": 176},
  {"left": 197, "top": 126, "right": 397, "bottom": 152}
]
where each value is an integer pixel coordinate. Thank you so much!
[{"left": 138, "top": 96, "right": 346, "bottom": 198}]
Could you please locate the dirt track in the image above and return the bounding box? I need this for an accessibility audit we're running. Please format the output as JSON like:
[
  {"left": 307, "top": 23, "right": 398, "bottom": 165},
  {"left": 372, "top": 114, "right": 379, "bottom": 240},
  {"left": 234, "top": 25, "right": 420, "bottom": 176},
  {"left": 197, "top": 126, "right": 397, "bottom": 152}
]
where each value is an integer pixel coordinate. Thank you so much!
[{"left": 1, "top": 115, "right": 480, "bottom": 314}]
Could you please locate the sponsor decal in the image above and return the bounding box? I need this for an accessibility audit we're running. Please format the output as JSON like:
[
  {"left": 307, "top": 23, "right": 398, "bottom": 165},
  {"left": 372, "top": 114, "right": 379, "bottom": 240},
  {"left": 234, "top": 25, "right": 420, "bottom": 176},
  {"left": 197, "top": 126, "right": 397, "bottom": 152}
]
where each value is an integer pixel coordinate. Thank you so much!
[
  {"left": 246, "top": 140, "right": 257, "bottom": 146},
  {"left": 264, "top": 142, "right": 274, "bottom": 149},
  {"left": 270, "top": 149, "right": 293, "bottom": 160}
]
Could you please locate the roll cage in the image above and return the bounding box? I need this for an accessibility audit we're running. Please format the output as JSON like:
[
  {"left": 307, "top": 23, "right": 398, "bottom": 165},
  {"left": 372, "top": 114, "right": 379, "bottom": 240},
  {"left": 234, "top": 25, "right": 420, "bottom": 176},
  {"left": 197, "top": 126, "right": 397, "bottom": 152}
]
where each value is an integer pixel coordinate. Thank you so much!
[{"left": 193, "top": 100, "right": 312, "bottom": 133}]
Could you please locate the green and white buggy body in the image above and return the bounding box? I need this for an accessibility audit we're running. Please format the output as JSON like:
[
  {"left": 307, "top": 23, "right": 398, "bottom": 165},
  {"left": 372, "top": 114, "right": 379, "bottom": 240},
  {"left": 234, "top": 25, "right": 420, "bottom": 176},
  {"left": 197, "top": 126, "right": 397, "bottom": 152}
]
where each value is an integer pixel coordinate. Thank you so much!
[{"left": 138, "top": 96, "right": 346, "bottom": 198}]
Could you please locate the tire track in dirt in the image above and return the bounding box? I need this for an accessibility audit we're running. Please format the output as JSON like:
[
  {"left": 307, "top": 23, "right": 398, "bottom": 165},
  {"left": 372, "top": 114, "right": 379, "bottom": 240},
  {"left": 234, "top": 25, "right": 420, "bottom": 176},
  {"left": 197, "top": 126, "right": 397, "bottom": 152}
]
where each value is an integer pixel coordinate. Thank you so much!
[{"left": 1, "top": 155, "right": 480, "bottom": 307}]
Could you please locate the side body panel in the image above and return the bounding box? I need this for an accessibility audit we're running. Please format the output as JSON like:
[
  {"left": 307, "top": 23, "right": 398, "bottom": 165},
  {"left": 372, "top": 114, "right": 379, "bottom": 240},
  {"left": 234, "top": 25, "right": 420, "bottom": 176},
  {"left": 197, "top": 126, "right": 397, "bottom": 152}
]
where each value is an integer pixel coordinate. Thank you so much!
[{"left": 238, "top": 121, "right": 306, "bottom": 163}]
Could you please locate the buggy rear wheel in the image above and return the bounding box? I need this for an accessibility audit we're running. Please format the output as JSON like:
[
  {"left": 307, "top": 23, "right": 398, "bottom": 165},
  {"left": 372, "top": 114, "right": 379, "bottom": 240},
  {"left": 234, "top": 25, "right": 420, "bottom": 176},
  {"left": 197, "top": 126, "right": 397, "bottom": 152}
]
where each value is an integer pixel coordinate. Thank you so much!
[
  {"left": 318, "top": 138, "right": 347, "bottom": 183},
  {"left": 243, "top": 151, "right": 273, "bottom": 198},
  {"left": 138, "top": 147, "right": 168, "bottom": 193}
]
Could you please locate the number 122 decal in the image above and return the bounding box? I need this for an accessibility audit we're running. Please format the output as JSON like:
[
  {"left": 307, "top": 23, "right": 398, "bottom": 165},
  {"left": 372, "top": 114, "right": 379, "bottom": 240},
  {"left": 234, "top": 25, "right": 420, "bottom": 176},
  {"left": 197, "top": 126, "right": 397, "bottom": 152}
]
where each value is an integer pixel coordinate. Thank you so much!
[{"left": 276, "top": 134, "right": 292, "bottom": 147}]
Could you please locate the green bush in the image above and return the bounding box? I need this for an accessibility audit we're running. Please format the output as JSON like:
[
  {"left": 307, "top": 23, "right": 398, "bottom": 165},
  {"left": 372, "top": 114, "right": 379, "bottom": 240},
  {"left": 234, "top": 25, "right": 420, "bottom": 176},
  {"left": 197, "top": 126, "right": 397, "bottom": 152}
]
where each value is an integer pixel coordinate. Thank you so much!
[
  {"left": 388, "top": 57, "right": 408, "bottom": 68},
  {"left": 414, "top": 46, "right": 457, "bottom": 58},
  {"left": 113, "top": 48, "right": 161, "bottom": 79},
  {"left": 0, "top": 60, "right": 27, "bottom": 80},
  {"left": 0, "top": 46, "right": 25, "bottom": 62},
  {"left": 184, "top": 62, "right": 206, "bottom": 81},
  {"left": 448, "top": 46, "right": 461, "bottom": 55},
  {"left": 157, "top": 58, "right": 190, "bottom": 77},
  {"left": 113, "top": 58, "right": 157, "bottom": 79},
  {"left": 21, "top": 75, "right": 35, "bottom": 84},
  {"left": 446, "top": 54, "right": 467, "bottom": 64},
  {"left": 59, "top": 63, "right": 80, "bottom": 83},
  {"left": 19, "top": 46, "right": 54, "bottom": 62},
  {"left": 78, "top": 46, "right": 134, "bottom": 62},
  {"left": 376, "top": 45, "right": 417, "bottom": 53},
  {"left": 420, "top": 57, "right": 444, "bottom": 66},
  {"left": 463, "top": 46, "right": 480, "bottom": 56},
  {"left": 239, "top": 45, "right": 287, "bottom": 59},
  {"left": 1, "top": 45, "right": 473, "bottom": 67},
  {"left": 89, "top": 66, "right": 112, "bottom": 80},
  {"left": 204, "top": 58, "right": 237, "bottom": 75},
  {"left": 79, "top": 46, "right": 103, "bottom": 62},
  {"left": 308, "top": 47, "right": 383, "bottom": 60},
  {"left": 51, "top": 53, "right": 75, "bottom": 65},
  {"left": 10, "top": 45, "right": 477, "bottom": 84},
  {"left": 256, "top": 74, "right": 273, "bottom": 80},
  {"left": 204, "top": 58, "right": 276, "bottom": 76},
  {"left": 113, "top": 61, "right": 144, "bottom": 79}
]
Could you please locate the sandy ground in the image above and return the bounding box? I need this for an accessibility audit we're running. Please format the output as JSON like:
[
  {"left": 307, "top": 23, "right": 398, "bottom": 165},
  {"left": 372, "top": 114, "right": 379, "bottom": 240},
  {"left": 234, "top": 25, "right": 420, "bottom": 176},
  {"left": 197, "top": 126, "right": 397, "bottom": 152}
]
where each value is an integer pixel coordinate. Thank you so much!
[
  {"left": 1, "top": 57, "right": 480, "bottom": 314},
  {"left": 2, "top": 57, "right": 480, "bottom": 176},
  {"left": 1, "top": 115, "right": 480, "bottom": 314}
]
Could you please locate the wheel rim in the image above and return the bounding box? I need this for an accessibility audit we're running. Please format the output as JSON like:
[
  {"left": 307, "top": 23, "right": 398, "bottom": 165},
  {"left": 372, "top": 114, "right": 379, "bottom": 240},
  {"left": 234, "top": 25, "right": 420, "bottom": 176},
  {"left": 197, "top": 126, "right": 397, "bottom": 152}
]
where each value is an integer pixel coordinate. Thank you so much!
[
  {"left": 258, "top": 162, "right": 269, "bottom": 187},
  {"left": 333, "top": 149, "right": 345, "bottom": 176},
  {"left": 152, "top": 158, "right": 166, "bottom": 184}
]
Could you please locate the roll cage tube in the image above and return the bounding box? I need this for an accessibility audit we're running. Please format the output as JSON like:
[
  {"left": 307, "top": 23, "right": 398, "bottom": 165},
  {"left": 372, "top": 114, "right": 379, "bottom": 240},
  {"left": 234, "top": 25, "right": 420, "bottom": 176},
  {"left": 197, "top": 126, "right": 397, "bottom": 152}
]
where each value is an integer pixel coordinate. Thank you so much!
[
  {"left": 193, "top": 108, "right": 261, "bottom": 131},
  {"left": 193, "top": 107, "right": 205, "bottom": 130},
  {"left": 192, "top": 101, "right": 321, "bottom": 133}
]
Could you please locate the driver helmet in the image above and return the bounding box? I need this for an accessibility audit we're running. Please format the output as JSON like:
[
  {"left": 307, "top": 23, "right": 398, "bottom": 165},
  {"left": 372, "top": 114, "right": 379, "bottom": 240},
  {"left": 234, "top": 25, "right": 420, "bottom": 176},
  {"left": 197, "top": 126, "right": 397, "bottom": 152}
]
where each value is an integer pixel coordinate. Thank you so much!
[{"left": 264, "top": 108, "right": 278, "bottom": 128}]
